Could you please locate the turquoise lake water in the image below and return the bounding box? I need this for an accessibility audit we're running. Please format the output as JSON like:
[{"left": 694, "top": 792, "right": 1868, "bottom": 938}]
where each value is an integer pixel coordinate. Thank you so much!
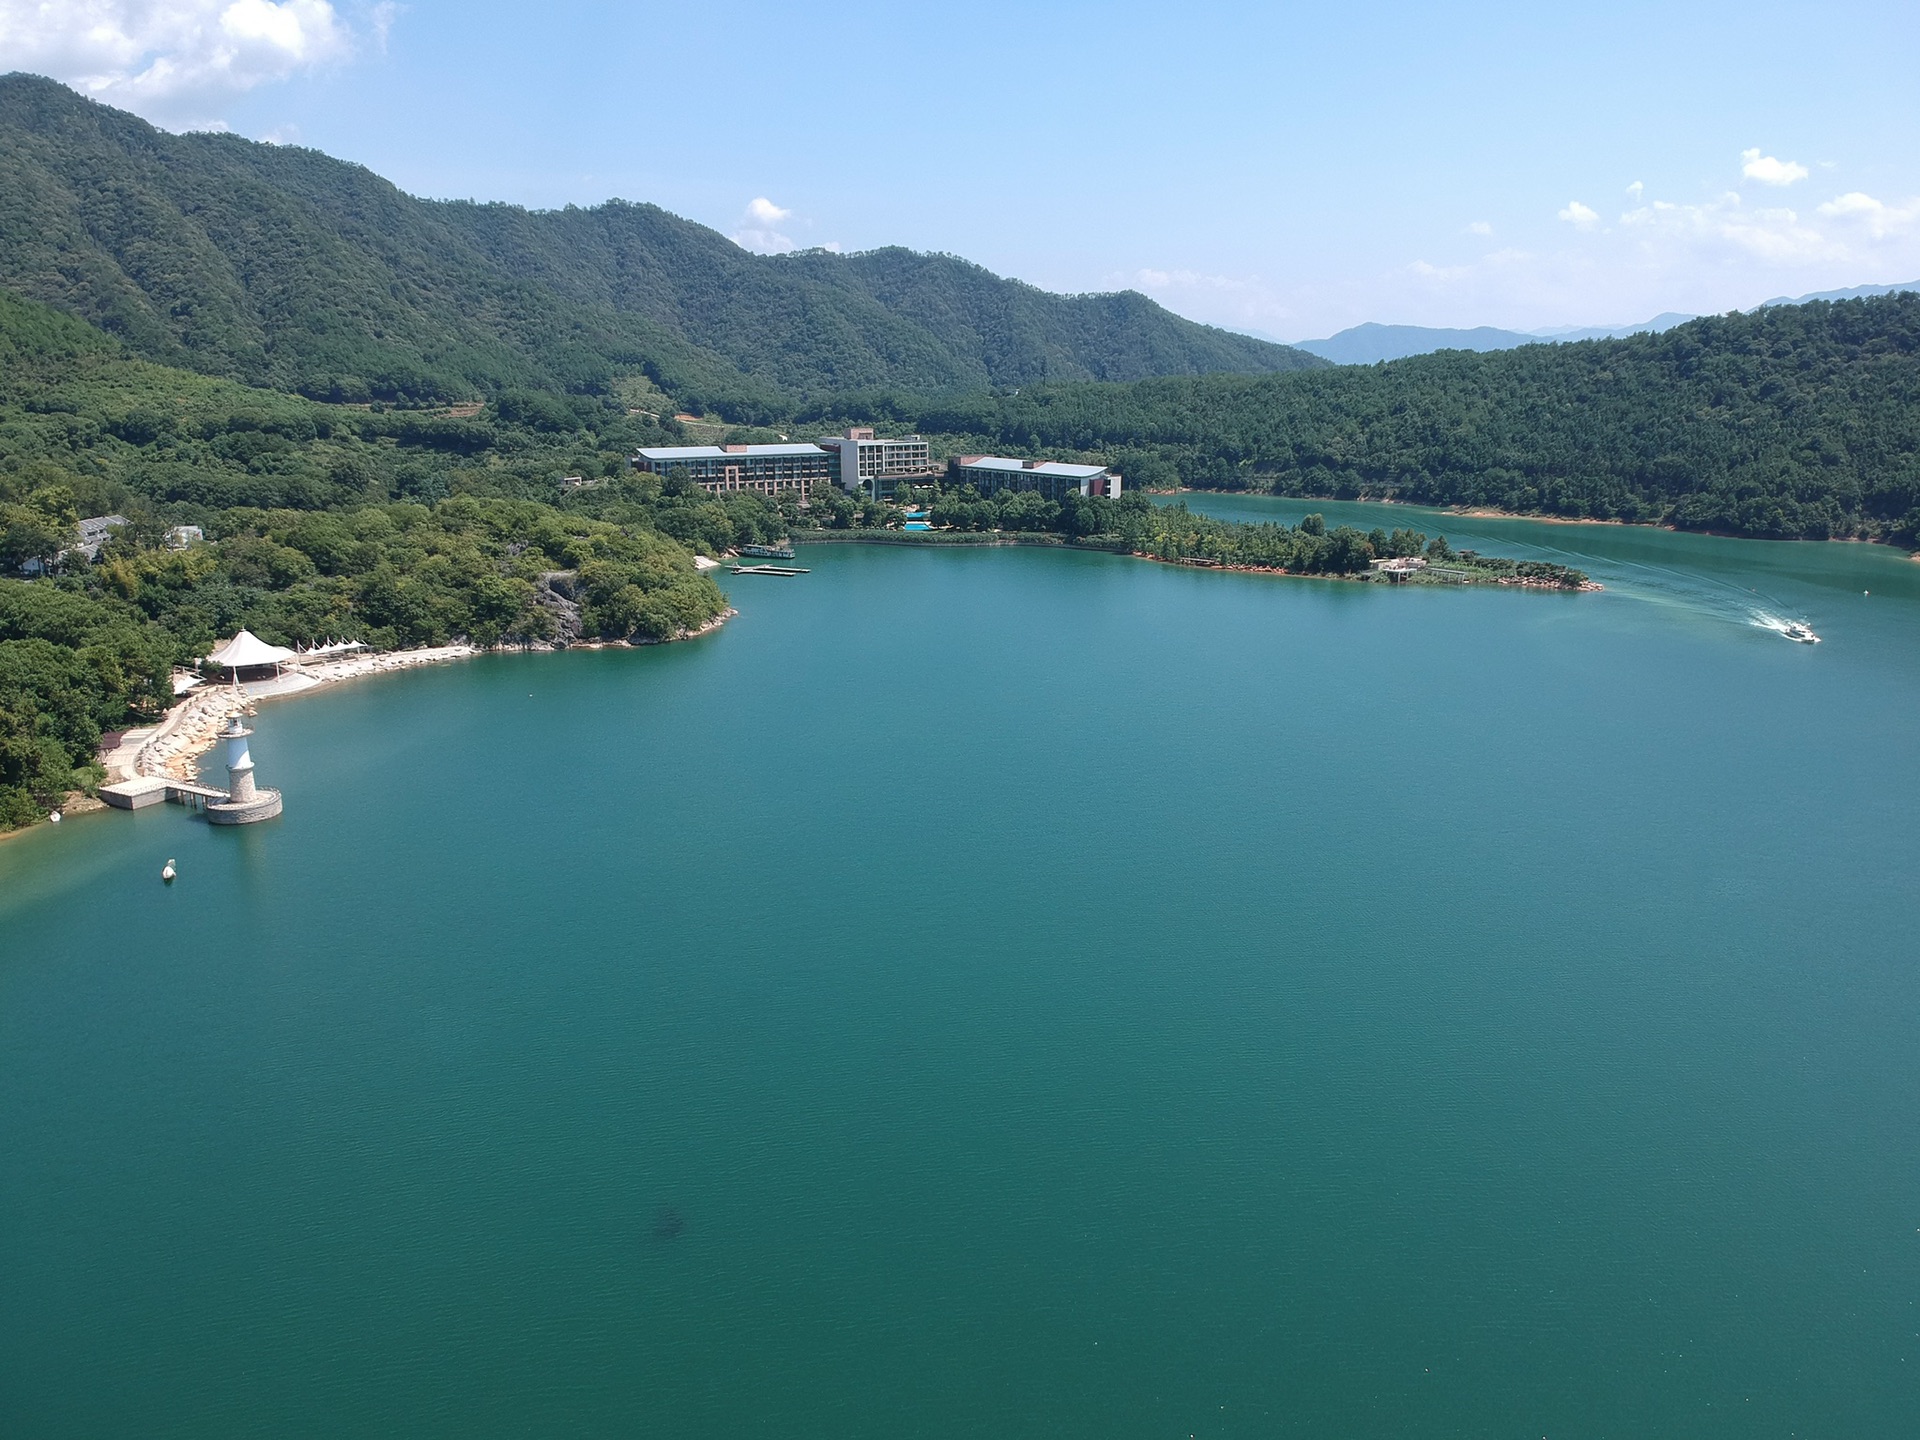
[{"left": 5, "top": 503, "right": 1920, "bottom": 1437}]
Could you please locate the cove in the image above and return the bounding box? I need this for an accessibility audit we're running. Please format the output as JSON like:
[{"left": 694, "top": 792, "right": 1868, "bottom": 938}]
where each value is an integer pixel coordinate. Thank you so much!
[{"left": 4, "top": 528, "right": 1919, "bottom": 1438}]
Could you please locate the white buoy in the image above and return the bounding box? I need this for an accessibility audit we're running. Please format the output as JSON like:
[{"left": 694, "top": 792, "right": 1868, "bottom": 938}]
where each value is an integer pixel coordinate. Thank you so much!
[
  {"left": 162, "top": 859, "right": 176, "bottom": 883},
  {"left": 48, "top": 810, "right": 61, "bottom": 823}
]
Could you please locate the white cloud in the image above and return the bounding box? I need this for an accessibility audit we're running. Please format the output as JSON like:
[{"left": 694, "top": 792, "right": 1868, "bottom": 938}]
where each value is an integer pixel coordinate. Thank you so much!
[
  {"left": 1741, "top": 148, "right": 1808, "bottom": 186},
  {"left": 1465, "top": 220, "right": 1493, "bottom": 236},
  {"left": 0, "top": 0, "right": 378, "bottom": 126},
  {"left": 1625, "top": 180, "right": 1644, "bottom": 201},
  {"left": 1617, "top": 190, "right": 1833, "bottom": 262},
  {"left": 1816, "top": 191, "right": 1920, "bottom": 239},
  {"left": 732, "top": 196, "right": 795, "bottom": 252},
  {"left": 1124, "top": 265, "right": 1298, "bottom": 331},
  {"left": 1133, "top": 267, "right": 1251, "bottom": 292},
  {"left": 1408, "top": 248, "right": 1529, "bottom": 285},
  {"left": 1319, "top": 166, "right": 1920, "bottom": 337}
]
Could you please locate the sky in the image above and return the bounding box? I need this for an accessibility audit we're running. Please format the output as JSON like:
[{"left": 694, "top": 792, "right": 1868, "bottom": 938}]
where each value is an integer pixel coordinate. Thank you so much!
[{"left": 3, "top": 0, "right": 1918, "bottom": 340}]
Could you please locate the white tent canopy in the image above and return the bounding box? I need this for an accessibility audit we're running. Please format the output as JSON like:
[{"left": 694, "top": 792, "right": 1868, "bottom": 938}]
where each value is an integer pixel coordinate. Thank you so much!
[
  {"left": 296, "top": 639, "right": 368, "bottom": 658},
  {"left": 206, "top": 629, "right": 296, "bottom": 670}
]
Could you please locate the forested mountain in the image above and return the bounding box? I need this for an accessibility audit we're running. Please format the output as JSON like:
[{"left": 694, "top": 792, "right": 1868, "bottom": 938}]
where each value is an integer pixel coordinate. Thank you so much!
[
  {"left": 1760, "top": 280, "right": 1918, "bottom": 308},
  {"left": 0, "top": 74, "right": 1319, "bottom": 413},
  {"left": 872, "top": 294, "right": 1920, "bottom": 542},
  {"left": 1295, "top": 314, "right": 1706, "bottom": 364}
]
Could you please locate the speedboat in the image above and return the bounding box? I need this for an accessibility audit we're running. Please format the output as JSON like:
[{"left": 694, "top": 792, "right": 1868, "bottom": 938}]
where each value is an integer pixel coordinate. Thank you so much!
[{"left": 1782, "top": 621, "right": 1820, "bottom": 644}]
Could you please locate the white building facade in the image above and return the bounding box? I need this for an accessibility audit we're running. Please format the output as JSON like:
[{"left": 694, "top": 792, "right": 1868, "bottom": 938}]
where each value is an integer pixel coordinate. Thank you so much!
[
  {"left": 630, "top": 444, "right": 837, "bottom": 499},
  {"left": 816, "top": 428, "right": 937, "bottom": 500},
  {"left": 950, "top": 456, "right": 1123, "bottom": 503}
]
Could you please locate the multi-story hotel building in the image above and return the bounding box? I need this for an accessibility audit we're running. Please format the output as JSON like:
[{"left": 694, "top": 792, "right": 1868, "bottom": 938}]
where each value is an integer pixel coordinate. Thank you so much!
[
  {"left": 630, "top": 443, "right": 837, "bottom": 499},
  {"left": 949, "top": 456, "right": 1124, "bottom": 503},
  {"left": 816, "top": 428, "right": 937, "bottom": 500}
]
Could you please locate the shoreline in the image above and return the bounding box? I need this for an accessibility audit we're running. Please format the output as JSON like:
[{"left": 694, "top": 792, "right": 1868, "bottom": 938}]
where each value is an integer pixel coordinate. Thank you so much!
[
  {"left": 1169, "top": 488, "right": 1917, "bottom": 548},
  {"left": 140, "top": 610, "right": 738, "bottom": 780},
  {"left": 1125, "top": 549, "right": 1601, "bottom": 591},
  {"left": 3, "top": 608, "right": 738, "bottom": 842},
  {"left": 790, "top": 530, "right": 1597, "bottom": 590}
]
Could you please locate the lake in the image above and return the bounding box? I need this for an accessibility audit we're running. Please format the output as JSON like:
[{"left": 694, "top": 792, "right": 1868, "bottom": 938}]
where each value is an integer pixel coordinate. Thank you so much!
[{"left": 4, "top": 503, "right": 1919, "bottom": 1437}]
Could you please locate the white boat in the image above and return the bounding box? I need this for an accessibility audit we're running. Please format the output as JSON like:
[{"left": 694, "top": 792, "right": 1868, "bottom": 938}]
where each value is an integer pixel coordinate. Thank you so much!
[
  {"left": 162, "top": 859, "right": 176, "bottom": 883},
  {"left": 1782, "top": 621, "right": 1821, "bottom": 644}
]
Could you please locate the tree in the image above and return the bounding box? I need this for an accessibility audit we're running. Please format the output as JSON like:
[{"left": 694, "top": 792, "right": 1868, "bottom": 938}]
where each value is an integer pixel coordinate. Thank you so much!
[{"left": 1, "top": 504, "right": 71, "bottom": 574}]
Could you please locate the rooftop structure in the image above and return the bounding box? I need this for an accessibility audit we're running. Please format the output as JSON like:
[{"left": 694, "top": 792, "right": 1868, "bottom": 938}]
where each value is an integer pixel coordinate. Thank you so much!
[
  {"left": 206, "top": 630, "right": 297, "bottom": 677},
  {"left": 816, "top": 428, "right": 936, "bottom": 501},
  {"left": 631, "top": 443, "right": 835, "bottom": 500},
  {"left": 1368, "top": 556, "right": 1429, "bottom": 583},
  {"left": 75, "top": 515, "right": 127, "bottom": 560},
  {"left": 950, "top": 456, "right": 1123, "bottom": 503},
  {"left": 164, "top": 525, "right": 204, "bottom": 550}
]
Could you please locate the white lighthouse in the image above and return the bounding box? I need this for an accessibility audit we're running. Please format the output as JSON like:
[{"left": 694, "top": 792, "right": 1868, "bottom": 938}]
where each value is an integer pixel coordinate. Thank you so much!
[{"left": 206, "top": 713, "right": 282, "bottom": 824}]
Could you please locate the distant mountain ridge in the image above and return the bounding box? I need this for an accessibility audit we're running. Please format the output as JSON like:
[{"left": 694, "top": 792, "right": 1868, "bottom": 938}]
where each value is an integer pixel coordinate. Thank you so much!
[
  {"left": 1527, "top": 313, "right": 1698, "bottom": 343},
  {"left": 1759, "top": 280, "right": 1920, "bottom": 308},
  {"left": 0, "top": 73, "right": 1321, "bottom": 414},
  {"left": 1298, "top": 283, "right": 1919, "bottom": 365},
  {"left": 1297, "top": 314, "right": 1696, "bottom": 365},
  {"left": 1295, "top": 323, "right": 1542, "bottom": 364}
]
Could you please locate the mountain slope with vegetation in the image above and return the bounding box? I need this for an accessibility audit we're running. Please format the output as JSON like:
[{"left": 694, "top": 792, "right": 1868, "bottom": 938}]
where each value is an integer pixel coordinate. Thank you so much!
[
  {"left": 874, "top": 293, "right": 1920, "bottom": 542},
  {"left": 0, "top": 287, "right": 763, "bottom": 828},
  {"left": 0, "top": 73, "right": 1320, "bottom": 413}
]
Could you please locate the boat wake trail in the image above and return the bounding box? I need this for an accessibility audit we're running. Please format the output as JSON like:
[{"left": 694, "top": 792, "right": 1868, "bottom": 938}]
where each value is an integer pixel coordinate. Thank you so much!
[
  {"left": 1750, "top": 610, "right": 1821, "bottom": 642},
  {"left": 1579, "top": 550, "right": 1810, "bottom": 637}
]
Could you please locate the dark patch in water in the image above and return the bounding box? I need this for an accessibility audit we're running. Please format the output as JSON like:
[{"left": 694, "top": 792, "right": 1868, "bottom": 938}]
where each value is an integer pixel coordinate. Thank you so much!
[{"left": 651, "top": 1205, "right": 685, "bottom": 1240}]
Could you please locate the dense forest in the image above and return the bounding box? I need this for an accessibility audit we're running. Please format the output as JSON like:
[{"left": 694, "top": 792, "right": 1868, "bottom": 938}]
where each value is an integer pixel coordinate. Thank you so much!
[
  {"left": 0, "top": 288, "right": 767, "bottom": 827},
  {"left": 0, "top": 74, "right": 1319, "bottom": 414},
  {"left": 842, "top": 293, "right": 1920, "bottom": 543}
]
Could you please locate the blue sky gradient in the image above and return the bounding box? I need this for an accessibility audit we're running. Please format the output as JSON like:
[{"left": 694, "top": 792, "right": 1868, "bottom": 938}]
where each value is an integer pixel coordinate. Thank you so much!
[{"left": 9, "top": 0, "right": 1919, "bottom": 337}]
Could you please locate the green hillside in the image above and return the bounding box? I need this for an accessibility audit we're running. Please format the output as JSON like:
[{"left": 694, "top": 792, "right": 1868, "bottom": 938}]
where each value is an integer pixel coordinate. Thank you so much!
[
  {"left": 0, "top": 285, "right": 772, "bottom": 828},
  {"left": 882, "top": 293, "right": 1920, "bottom": 542},
  {"left": 0, "top": 74, "right": 1320, "bottom": 413}
]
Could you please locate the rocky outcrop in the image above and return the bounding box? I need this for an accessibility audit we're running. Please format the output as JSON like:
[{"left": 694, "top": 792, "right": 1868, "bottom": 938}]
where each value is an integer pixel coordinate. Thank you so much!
[{"left": 533, "top": 571, "right": 584, "bottom": 645}]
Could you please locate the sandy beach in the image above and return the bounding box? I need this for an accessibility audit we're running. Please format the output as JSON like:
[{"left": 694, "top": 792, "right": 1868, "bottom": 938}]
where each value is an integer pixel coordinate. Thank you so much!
[{"left": 101, "top": 615, "right": 735, "bottom": 790}]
